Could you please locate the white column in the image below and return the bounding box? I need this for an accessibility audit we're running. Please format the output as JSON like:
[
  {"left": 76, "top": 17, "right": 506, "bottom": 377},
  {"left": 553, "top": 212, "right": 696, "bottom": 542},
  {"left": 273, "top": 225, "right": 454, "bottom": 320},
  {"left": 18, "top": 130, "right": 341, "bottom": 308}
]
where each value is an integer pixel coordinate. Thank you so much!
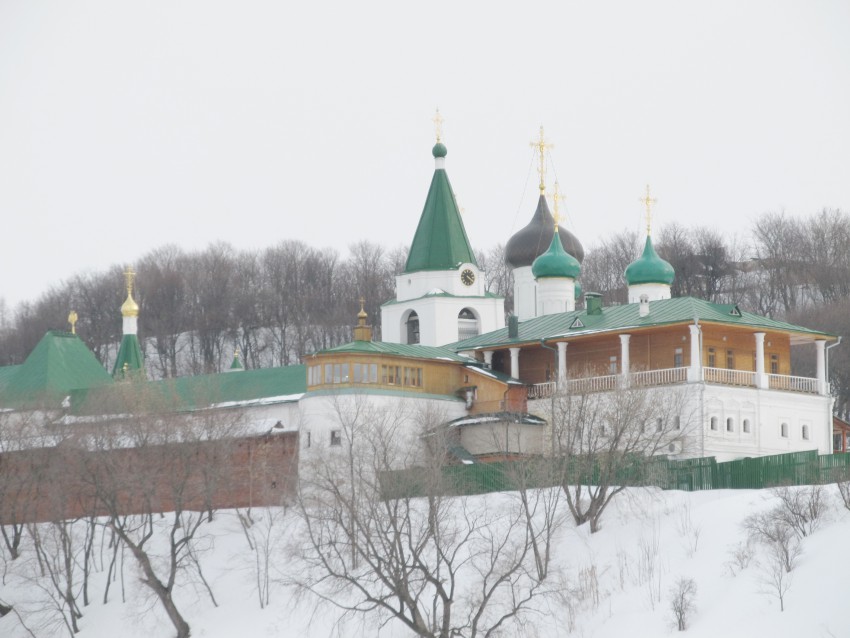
[
  {"left": 815, "top": 340, "right": 826, "bottom": 395},
  {"left": 619, "top": 334, "right": 630, "bottom": 378},
  {"left": 483, "top": 350, "right": 493, "bottom": 368},
  {"left": 557, "top": 342, "right": 568, "bottom": 385},
  {"left": 509, "top": 347, "right": 520, "bottom": 380},
  {"left": 688, "top": 324, "right": 701, "bottom": 382},
  {"left": 754, "top": 332, "right": 767, "bottom": 389}
]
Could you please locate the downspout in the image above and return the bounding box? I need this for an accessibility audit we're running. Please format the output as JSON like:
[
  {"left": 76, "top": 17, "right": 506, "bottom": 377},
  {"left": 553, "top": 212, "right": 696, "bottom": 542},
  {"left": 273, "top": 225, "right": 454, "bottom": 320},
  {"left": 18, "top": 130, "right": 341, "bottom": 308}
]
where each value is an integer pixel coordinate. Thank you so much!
[
  {"left": 826, "top": 336, "right": 842, "bottom": 453},
  {"left": 694, "top": 318, "right": 705, "bottom": 458},
  {"left": 540, "top": 339, "right": 559, "bottom": 456}
]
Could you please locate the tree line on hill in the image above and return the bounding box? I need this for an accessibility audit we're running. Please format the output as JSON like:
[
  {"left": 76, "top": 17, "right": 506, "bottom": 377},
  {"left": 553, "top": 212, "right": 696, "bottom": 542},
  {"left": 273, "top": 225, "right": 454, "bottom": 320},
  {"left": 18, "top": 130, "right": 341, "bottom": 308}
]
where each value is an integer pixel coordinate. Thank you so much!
[{"left": 0, "top": 209, "right": 848, "bottom": 408}]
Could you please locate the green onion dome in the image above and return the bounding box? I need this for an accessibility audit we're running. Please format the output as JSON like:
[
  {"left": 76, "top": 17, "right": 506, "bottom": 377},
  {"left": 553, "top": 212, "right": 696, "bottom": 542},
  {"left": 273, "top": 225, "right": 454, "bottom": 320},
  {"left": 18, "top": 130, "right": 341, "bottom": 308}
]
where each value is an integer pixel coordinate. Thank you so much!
[
  {"left": 432, "top": 142, "right": 447, "bottom": 158},
  {"left": 532, "top": 230, "right": 581, "bottom": 279},
  {"left": 506, "top": 195, "right": 584, "bottom": 268},
  {"left": 574, "top": 279, "right": 582, "bottom": 300},
  {"left": 625, "top": 236, "right": 675, "bottom": 285}
]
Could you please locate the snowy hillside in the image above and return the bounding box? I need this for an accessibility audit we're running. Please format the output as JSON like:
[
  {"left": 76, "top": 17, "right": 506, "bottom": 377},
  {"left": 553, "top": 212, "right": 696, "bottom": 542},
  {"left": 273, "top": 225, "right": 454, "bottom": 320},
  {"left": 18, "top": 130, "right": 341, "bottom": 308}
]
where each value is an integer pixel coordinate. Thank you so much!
[{"left": 1, "top": 486, "right": 848, "bottom": 638}]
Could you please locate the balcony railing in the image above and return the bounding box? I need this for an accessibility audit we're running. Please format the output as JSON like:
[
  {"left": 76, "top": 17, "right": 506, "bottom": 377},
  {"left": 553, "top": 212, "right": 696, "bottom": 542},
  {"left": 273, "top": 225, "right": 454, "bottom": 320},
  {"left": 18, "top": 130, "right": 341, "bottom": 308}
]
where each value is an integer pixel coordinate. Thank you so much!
[
  {"left": 526, "top": 367, "right": 822, "bottom": 399},
  {"left": 704, "top": 367, "right": 756, "bottom": 388},
  {"left": 630, "top": 367, "right": 688, "bottom": 387},
  {"left": 566, "top": 374, "right": 619, "bottom": 394},
  {"left": 768, "top": 373, "right": 819, "bottom": 394},
  {"left": 527, "top": 381, "right": 557, "bottom": 399}
]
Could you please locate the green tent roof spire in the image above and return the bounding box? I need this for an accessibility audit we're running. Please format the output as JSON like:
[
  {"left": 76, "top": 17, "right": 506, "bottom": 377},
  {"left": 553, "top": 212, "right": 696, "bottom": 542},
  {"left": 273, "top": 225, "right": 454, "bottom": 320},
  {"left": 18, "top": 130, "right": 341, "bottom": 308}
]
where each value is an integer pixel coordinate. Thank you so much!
[
  {"left": 113, "top": 334, "right": 145, "bottom": 378},
  {"left": 404, "top": 142, "right": 478, "bottom": 273}
]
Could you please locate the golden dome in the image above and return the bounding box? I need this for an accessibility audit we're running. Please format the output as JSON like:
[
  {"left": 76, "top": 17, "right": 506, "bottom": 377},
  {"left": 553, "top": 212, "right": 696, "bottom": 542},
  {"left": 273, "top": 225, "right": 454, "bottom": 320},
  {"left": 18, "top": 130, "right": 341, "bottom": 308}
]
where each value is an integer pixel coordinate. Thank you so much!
[{"left": 121, "top": 293, "right": 139, "bottom": 318}]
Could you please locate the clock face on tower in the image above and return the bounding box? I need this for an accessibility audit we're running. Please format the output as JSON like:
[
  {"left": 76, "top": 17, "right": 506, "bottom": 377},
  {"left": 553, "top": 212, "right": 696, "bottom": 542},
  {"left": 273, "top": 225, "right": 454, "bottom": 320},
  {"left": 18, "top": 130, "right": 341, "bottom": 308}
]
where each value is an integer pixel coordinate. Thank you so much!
[{"left": 461, "top": 269, "right": 476, "bottom": 286}]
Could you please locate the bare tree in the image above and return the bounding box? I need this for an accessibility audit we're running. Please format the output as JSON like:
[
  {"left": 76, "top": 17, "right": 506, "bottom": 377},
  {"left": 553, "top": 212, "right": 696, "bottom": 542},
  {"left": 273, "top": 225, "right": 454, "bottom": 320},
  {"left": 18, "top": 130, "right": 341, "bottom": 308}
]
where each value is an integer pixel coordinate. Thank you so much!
[
  {"left": 76, "top": 386, "right": 247, "bottom": 638},
  {"left": 550, "top": 384, "right": 696, "bottom": 532},
  {"left": 291, "top": 396, "right": 564, "bottom": 637},
  {"left": 669, "top": 577, "right": 697, "bottom": 631}
]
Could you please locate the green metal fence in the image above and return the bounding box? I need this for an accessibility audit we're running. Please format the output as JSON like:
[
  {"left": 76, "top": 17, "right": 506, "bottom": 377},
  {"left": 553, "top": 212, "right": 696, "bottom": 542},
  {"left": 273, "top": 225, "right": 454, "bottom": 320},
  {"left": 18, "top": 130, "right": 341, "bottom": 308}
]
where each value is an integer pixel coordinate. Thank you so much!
[{"left": 379, "top": 451, "right": 850, "bottom": 500}]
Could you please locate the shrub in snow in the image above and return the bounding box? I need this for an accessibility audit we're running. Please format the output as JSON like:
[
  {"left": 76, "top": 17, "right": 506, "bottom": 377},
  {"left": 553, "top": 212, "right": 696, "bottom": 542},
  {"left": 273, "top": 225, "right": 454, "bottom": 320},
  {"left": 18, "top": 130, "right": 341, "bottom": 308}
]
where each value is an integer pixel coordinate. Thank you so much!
[{"left": 669, "top": 577, "right": 697, "bottom": 631}]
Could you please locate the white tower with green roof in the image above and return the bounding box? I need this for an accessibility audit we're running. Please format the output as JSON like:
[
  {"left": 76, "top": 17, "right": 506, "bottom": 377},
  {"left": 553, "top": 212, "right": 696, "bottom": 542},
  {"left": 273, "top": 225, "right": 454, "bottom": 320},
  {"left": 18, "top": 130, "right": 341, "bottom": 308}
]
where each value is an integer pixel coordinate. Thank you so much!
[
  {"left": 624, "top": 186, "right": 675, "bottom": 303},
  {"left": 112, "top": 266, "right": 145, "bottom": 379},
  {"left": 381, "top": 113, "right": 504, "bottom": 346}
]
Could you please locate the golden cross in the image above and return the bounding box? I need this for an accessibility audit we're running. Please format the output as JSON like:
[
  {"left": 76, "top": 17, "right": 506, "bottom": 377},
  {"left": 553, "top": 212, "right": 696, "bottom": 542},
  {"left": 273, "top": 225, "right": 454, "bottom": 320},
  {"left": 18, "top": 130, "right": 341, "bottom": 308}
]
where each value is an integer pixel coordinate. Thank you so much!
[
  {"left": 530, "top": 125, "right": 554, "bottom": 194},
  {"left": 639, "top": 184, "right": 657, "bottom": 236},
  {"left": 123, "top": 266, "right": 136, "bottom": 296},
  {"left": 549, "top": 180, "right": 566, "bottom": 228},
  {"left": 432, "top": 108, "right": 444, "bottom": 143},
  {"left": 68, "top": 310, "right": 78, "bottom": 335}
]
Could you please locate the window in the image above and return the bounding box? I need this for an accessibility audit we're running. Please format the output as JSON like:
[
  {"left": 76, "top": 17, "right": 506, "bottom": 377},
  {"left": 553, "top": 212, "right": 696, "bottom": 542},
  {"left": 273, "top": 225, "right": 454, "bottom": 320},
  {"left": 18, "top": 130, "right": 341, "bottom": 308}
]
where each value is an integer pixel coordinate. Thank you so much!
[
  {"left": 726, "top": 349, "right": 734, "bottom": 369},
  {"left": 710, "top": 417, "right": 718, "bottom": 431},
  {"left": 656, "top": 417, "right": 663, "bottom": 433},
  {"left": 726, "top": 417, "right": 734, "bottom": 432},
  {"left": 743, "top": 419, "right": 751, "bottom": 434},
  {"left": 330, "top": 430, "right": 342, "bottom": 446},
  {"left": 708, "top": 348, "right": 716, "bottom": 367},
  {"left": 406, "top": 311, "right": 420, "bottom": 345},
  {"left": 382, "top": 365, "right": 402, "bottom": 385},
  {"left": 305, "top": 431, "right": 311, "bottom": 448},
  {"left": 674, "top": 347, "right": 684, "bottom": 368},
  {"left": 770, "top": 354, "right": 779, "bottom": 375},
  {"left": 802, "top": 424, "right": 810, "bottom": 441},
  {"left": 609, "top": 355, "right": 618, "bottom": 375},
  {"left": 674, "top": 416, "right": 681, "bottom": 430},
  {"left": 835, "top": 433, "right": 845, "bottom": 452},
  {"left": 780, "top": 422, "right": 789, "bottom": 438},
  {"left": 324, "top": 364, "right": 332, "bottom": 384}
]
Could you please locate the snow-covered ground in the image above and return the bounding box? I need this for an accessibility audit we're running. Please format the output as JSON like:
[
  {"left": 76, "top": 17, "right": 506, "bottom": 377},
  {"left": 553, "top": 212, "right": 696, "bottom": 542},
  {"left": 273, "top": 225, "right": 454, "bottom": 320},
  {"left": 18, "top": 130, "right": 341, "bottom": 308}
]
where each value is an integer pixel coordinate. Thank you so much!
[{"left": 1, "top": 486, "right": 848, "bottom": 638}]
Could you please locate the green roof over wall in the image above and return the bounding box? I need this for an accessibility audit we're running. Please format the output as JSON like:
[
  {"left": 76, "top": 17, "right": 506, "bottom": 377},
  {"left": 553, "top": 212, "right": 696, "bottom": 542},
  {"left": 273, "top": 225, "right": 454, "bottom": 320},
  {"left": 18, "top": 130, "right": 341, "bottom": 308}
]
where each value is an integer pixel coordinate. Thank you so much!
[
  {"left": 450, "top": 296, "right": 835, "bottom": 351},
  {"left": 404, "top": 149, "right": 478, "bottom": 273},
  {"left": 314, "top": 340, "right": 477, "bottom": 362},
  {"left": 72, "top": 364, "right": 307, "bottom": 414},
  {"left": 0, "top": 331, "right": 112, "bottom": 407}
]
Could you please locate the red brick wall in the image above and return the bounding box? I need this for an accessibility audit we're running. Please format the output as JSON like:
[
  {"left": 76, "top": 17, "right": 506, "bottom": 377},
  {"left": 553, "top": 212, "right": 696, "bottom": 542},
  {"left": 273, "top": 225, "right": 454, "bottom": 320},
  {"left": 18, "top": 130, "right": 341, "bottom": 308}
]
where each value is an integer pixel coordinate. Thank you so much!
[{"left": 0, "top": 432, "right": 299, "bottom": 524}]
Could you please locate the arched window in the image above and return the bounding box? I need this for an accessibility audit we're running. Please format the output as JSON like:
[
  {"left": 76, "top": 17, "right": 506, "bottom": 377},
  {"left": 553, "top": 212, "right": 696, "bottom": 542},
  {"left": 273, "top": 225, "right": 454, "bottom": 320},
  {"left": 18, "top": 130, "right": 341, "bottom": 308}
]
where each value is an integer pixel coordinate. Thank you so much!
[
  {"left": 458, "top": 308, "right": 479, "bottom": 341},
  {"left": 710, "top": 417, "right": 718, "bottom": 431},
  {"left": 780, "top": 422, "right": 789, "bottom": 438},
  {"left": 405, "top": 311, "right": 420, "bottom": 345},
  {"left": 726, "top": 417, "right": 734, "bottom": 432},
  {"left": 802, "top": 424, "right": 810, "bottom": 440},
  {"left": 743, "top": 419, "right": 751, "bottom": 433},
  {"left": 656, "top": 418, "right": 663, "bottom": 433}
]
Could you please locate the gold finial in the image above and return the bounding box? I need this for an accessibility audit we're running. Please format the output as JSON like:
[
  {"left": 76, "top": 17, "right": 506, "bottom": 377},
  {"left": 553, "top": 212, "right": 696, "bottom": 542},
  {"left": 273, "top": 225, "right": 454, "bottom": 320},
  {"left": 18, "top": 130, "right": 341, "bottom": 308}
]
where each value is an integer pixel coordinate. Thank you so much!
[
  {"left": 353, "top": 297, "right": 372, "bottom": 342},
  {"left": 530, "top": 125, "right": 554, "bottom": 195},
  {"left": 121, "top": 266, "right": 140, "bottom": 318},
  {"left": 432, "top": 108, "right": 444, "bottom": 143},
  {"left": 234, "top": 348, "right": 241, "bottom": 359},
  {"left": 639, "top": 184, "right": 657, "bottom": 236},
  {"left": 68, "top": 310, "right": 78, "bottom": 334},
  {"left": 549, "top": 180, "right": 566, "bottom": 229}
]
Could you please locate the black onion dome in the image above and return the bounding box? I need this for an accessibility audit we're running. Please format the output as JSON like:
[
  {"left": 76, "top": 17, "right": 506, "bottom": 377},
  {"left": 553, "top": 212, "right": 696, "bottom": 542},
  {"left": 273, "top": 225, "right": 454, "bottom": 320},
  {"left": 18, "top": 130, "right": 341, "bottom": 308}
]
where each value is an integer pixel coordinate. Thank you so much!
[{"left": 505, "top": 194, "right": 584, "bottom": 268}]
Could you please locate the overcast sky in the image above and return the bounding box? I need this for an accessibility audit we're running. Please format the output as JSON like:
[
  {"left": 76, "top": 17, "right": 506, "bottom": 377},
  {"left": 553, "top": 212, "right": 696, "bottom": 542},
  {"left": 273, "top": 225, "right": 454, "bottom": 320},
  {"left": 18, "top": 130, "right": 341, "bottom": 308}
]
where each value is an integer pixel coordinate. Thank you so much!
[{"left": 1, "top": 1, "right": 848, "bottom": 309}]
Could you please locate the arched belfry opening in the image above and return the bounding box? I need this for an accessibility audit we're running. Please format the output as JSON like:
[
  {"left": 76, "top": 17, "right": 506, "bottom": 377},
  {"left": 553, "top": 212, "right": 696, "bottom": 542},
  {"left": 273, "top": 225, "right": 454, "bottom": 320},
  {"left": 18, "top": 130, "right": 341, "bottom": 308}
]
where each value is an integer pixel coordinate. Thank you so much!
[
  {"left": 405, "top": 311, "right": 420, "bottom": 345},
  {"left": 458, "top": 308, "right": 479, "bottom": 341}
]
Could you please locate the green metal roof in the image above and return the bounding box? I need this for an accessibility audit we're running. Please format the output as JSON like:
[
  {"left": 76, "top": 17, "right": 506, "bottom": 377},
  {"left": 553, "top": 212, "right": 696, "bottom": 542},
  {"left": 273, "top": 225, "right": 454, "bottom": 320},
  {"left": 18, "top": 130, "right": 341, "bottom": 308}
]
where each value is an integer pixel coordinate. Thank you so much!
[
  {"left": 625, "top": 235, "right": 675, "bottom": 285},
  {"left": 314, "top": 340, "right": 477, "bottom": 363},
  {"left": 112, "top": 334, "right": 145, "bottom": 378},
  {"left": 0, "top": 364, "right": 22, "bottom": 395},
  {"left": 0, "top": 331, "right": 113, "bottom": 407},
  {"left": 450, "top": 296, "right": 835, "bottom": 351},
  {"left": 404, "top": 146, "right": 478, "bottom": 273},
  {"left": 72, "top": 364, "right": 307, "bottom": 414}
]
